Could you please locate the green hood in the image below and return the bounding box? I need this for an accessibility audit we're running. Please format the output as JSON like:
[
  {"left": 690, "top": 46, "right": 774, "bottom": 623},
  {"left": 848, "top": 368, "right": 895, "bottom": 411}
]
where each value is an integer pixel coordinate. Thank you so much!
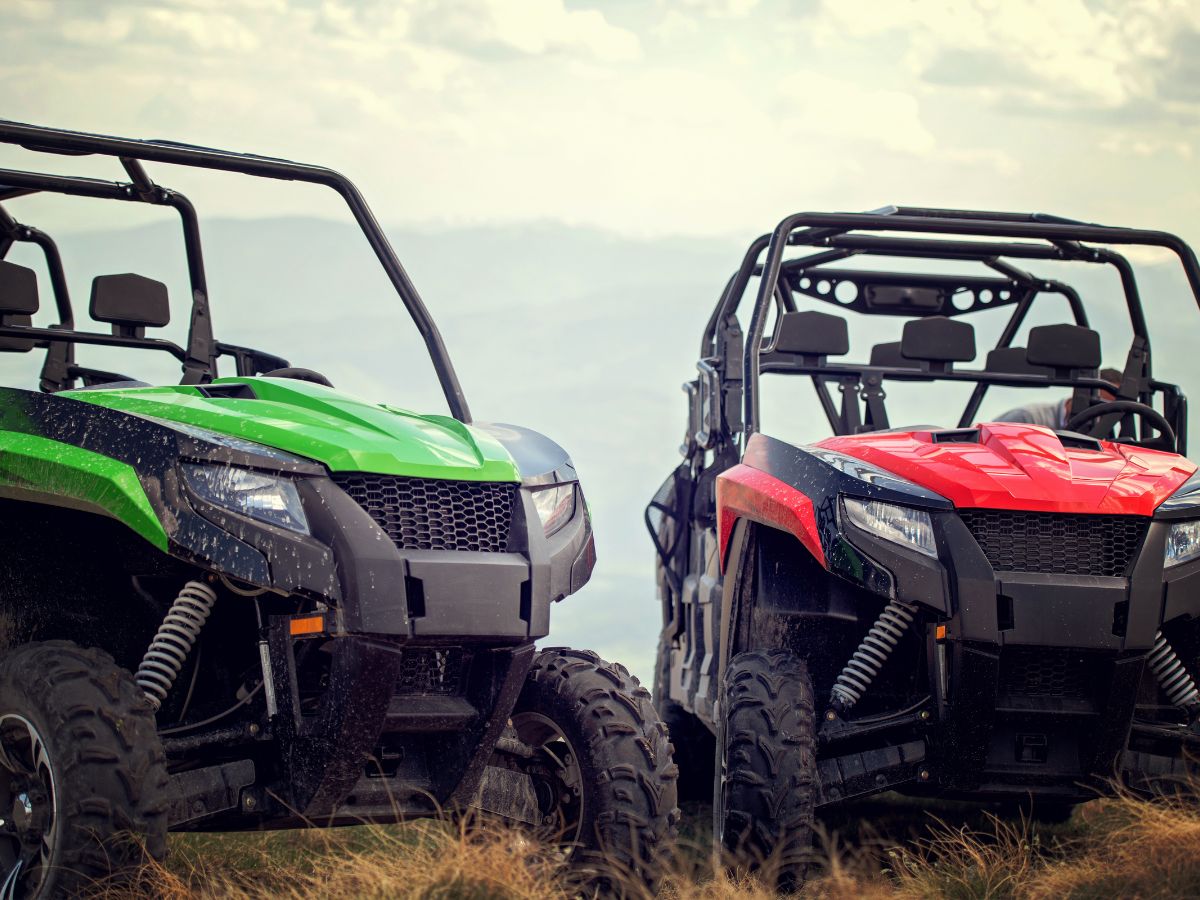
[{"left": 65, "top": 377, "right": 520, "bottom": 482}]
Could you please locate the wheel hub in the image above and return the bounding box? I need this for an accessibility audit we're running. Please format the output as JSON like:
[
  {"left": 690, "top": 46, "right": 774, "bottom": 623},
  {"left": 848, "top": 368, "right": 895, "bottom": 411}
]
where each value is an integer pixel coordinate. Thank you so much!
[
  {"left": 509, "top": 713, "right": 585, "bottom": 850},
  {"left": 0, "top": 715, "right": 57, "bottom": 898},
  {"left": 10, "top": 790, "right": 46, "bottom": 845}
]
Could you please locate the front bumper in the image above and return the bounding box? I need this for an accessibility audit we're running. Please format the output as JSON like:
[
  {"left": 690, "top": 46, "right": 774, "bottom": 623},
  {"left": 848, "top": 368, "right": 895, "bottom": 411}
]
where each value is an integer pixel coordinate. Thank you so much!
[
  {"left": 170, "top": 470, "right": 595, "bottom": 822},
  {"left": 176, "top": 472, "right": 596, "bottom": 642},
  {"left": 834, "top": 506, "right": 1200, "bottom": 799}
]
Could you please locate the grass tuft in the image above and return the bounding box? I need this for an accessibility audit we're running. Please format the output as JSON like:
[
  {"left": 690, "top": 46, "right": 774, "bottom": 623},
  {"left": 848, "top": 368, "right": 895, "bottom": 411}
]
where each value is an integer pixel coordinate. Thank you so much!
[{"left": 88, "top": 777, "right": 1200, "bottom": 898}]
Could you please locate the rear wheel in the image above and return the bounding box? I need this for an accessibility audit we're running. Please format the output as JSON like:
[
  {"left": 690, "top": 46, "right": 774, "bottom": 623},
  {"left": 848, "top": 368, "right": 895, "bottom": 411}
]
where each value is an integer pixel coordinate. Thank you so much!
[
  {"left": 511, "top": 648, "right": 680, "bottom": 890},
  {"left": 715, "top": 649, "right": 817, "bottom": 893},
  {"left": 0, "top": 641, "right": 169, "bottom": 898}
]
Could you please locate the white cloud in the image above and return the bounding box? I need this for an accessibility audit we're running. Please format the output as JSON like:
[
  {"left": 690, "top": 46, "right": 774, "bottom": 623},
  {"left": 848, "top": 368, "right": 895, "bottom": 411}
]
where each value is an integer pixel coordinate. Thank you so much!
[
  {"left": 413, "top": 0, "right": 641, "bottom": 63},
  {"left": 1099, "top": 133, "right": 1195, "bottom": 159},
  {"left": 776, "top": 74, "right": 937, "bottom": 155},
  {"left": 673, "top": 0, "right": 760, "bottom": 18},
  {"left": 141, "top": 8, "right": 262, "bottom": 52},
  {"left": 62, "top": 12, "right": 134, "bottom": 45},
  {"left": 0, "top": 0, "right": 1195, "bottom": 244},
  {"left": 809, "top": 0, "right": 1200, "bottom": 113}
]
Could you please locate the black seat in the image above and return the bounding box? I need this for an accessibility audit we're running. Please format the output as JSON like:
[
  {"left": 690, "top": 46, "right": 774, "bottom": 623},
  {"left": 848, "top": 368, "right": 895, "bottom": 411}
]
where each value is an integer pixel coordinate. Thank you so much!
[
  {"left": 0, "top": 259, "right": 39, "bottom": 353},
  {"left": 900, "top": 316, "right": 976, "bottom": 372},
  {"left": 768, "top": 310, "right": 850, "bottom": 356},
  {"left": 984, "top": 346, "right": 1052, "bottom": 376},
  {"left": 869, "top": 341, "right": 922, "bottom": 369},
  {"left": 765, "top": 310, "right": 849, "bottom": 365},
  {"left": 1025, "top": 324, "right": 1101, "bottom": 377},
  {"left": 90, "top": 273, "right": 170, "bottom": 339}
]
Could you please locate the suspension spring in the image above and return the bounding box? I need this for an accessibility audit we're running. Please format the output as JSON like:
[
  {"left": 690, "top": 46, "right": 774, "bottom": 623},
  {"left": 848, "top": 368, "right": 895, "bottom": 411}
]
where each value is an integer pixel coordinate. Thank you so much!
[
  {"left": 136, "top": 580, "right": 218, "bottom": 711},
  {"left": 1148, "top": 630, "right": 1200, "bottom": 712},
  {"left": 830, "top": 598, "right": 917, "bottom": 713}
]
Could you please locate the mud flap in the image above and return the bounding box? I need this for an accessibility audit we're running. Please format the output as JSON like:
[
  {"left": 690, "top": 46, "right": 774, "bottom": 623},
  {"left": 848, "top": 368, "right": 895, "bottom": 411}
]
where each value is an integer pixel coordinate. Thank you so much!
[
  {"left": 270, "top": 633, "right": 405, "bottom": 818},
  {"left": 472, "top": 766, "right": 540, "bottom": 826}
]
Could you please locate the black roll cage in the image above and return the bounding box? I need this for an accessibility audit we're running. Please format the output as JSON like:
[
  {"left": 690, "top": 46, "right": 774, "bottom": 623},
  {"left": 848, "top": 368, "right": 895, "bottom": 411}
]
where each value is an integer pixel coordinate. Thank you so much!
[
  {"left": 0, "top": 120, "right": 472, "bottom": 421},
  {"left": 695, "top": 207, "right": 1200, "bottom": 454}
]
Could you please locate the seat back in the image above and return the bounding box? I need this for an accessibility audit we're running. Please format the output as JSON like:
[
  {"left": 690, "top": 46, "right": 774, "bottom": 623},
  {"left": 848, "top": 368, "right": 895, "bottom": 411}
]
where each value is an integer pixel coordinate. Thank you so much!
[
  {"left": 91, "top": 273, "right": 170, "bottom": 339},
  {"left": 1025, "top": 324, "right": 1101, "bottom": 377},
  {"left": 0, "top": 260, "right": 39, "bottom": 352},
  {"left": 900, "top": 316, "right": 976, "bottom": 372},
  {"left": 869, "top": 341, "right": 922, "bottom": 369},
  {"left": 984, "top": 345, "right": 1053, "bottom": 376},
  {"left": 765, "top": 310, "right": 849, "bottom": 364}
]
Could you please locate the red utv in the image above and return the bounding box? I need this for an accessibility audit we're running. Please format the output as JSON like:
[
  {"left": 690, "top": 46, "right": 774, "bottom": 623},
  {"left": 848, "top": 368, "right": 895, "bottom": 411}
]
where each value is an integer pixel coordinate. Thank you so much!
[{"left": 648, "top": 207, "right": 1200, "bottom": 889}]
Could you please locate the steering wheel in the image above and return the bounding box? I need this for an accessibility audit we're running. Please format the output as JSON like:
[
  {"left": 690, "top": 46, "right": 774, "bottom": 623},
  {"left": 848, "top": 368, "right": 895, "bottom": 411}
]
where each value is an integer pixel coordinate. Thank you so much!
[
  {"left": 261, "top": 367, "right": 334, "bottom": 388},
  {"left": 1066, "top": 399, "right": 1176, "bottom": 452}
]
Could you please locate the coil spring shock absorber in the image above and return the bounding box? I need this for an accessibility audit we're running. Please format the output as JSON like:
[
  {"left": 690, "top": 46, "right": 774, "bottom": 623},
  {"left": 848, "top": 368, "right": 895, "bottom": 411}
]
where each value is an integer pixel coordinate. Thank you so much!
[
  {"left": 1148, "top": 630, "right": 1200, "bottom": 718},
  {"left": 830, "top": 598, "right": 917, "bottom": 714},
  {"left": 136, "top": 580, "right": 218, "bottom": 711}
]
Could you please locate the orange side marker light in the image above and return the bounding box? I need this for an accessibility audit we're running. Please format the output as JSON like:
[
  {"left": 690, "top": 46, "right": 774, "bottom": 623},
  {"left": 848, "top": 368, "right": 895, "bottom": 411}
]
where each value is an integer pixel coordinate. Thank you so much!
[
  {"left": 290, "top": 615, "right": 325, "bottom": 637},
  {"left": 935, "top": 624, "right": 948, "bottom": 641}
]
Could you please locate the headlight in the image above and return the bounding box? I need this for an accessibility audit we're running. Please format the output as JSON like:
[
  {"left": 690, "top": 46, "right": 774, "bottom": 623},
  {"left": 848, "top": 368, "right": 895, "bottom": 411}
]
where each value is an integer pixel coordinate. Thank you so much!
[
  {"left": 1166, "top": 520, "right": 1200, "bottom": 568},
  {"left": 842, "top": 497, "right": 937, "bottom": 558},
  {"left": 530, "top": 483, "right": 576, "bottom": 537},
  {"left": 182, "top": 463, "right": 310, "bottom": 534}
]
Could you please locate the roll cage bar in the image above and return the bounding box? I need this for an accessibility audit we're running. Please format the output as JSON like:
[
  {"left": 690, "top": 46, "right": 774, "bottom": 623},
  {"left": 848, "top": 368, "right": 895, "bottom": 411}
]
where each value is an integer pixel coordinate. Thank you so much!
[
  {"left": 0, "top": 120, "right": 472, "bottom": 422},
  {"left": 691, "top": 207, "right": 1200, "bottom": 455}
]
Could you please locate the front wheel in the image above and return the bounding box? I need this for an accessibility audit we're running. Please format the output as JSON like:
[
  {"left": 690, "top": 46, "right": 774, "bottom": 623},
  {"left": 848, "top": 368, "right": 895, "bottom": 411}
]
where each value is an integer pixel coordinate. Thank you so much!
[
  {"left": 715, "top": 649, "right": 818, "bottom": 893},
  {"left": 510, "top": 648, "right": 680, "bottom": 890},
  {"left": 0, "top": 641, "right": 169, "bottom": 899}
]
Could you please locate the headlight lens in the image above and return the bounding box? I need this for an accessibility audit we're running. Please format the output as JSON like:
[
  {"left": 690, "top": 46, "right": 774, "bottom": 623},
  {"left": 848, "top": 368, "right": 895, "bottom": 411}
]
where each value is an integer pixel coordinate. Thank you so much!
[
  {"left": 182, "top": 463, "right": 310, "bottom": 534},
  {"left": 843, "top": 497, "right": 937, "bottom": 558},
  {"left": 1166, "top": 520, "right": 1200, "bottom": 568},
  {"left": 530, "top": 483, "right": 576, "bottom": 537}
]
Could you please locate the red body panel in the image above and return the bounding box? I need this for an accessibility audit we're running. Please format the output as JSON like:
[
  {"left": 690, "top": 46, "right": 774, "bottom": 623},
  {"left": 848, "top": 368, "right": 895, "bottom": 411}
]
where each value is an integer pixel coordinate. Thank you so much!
[
  {"left": 817, "top": 422, "right": 1196, "bottom": 516},
  {"left": 716, "top": 464, "right": 824, "bottom": 570}
]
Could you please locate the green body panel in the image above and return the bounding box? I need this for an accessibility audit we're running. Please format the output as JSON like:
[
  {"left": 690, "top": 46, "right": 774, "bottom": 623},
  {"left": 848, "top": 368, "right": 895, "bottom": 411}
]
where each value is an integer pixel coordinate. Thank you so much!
[
  {"left": 65, "top": 377, "right": 521, "bottom": 482},
  {"left": 0, "top": 431, "right": 167, "bottom": 550}
]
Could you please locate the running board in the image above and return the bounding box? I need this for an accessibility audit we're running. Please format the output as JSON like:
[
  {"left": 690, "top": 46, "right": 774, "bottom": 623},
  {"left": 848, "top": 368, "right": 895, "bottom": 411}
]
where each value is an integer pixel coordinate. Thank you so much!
[
  {"left": 817, "top": 739, "right": 926, "bottom": 805},
  {"left": 168, "top": 759, "right": 256, "bottom": 828}
]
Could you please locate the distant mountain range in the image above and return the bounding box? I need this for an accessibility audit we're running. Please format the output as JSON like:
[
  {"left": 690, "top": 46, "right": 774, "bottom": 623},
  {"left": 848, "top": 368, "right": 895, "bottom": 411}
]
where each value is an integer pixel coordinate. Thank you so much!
[{"left": 2, "top": 217, "right": 1195, "bottom": 682}]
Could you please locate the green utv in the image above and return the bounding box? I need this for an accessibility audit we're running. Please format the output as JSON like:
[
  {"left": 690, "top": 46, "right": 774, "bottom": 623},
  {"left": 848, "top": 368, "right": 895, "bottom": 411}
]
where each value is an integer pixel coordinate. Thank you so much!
[{"left": 0, "top": 122, "right": 677, "bottom": 898}]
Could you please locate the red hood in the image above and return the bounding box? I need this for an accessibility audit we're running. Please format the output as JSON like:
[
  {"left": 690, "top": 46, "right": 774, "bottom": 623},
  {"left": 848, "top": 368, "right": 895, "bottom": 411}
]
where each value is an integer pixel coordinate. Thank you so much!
[{"left": 816, "top": 422, "right": 1196, "bottom": 515}]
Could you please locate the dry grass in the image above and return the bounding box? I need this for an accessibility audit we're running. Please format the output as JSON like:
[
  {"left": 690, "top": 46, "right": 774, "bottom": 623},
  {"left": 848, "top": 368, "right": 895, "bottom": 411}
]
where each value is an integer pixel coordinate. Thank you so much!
[{"left": 91, "top": 781, "right": 1200, "bottom": 899}]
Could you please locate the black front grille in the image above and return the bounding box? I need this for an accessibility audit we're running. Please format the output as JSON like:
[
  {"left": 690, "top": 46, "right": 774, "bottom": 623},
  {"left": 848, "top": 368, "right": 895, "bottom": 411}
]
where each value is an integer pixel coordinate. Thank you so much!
[
  {"left": 396, "top": 648, "right": 466, "bottom": 695},
  {"left": 960, "top": 509, "right": 1147, "bottom": 576},
  {"left": 999, "top": 647, "right": 1093, "bottom": 700},
  {"left": 334, "top": 473, "right": 516, "bottom": 552}
]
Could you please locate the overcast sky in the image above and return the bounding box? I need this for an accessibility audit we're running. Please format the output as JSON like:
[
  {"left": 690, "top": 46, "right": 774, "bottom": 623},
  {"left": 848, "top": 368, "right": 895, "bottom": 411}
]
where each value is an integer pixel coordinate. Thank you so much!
[{"left": 3, "top": 0, "right": 1199, "bottom": 243}]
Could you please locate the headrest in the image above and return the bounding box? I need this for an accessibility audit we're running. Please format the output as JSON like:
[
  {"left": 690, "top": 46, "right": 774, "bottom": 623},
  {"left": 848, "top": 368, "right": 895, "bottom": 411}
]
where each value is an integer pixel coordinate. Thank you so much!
[
  {"left": 90, "top": 274, "right": 170, "bottom": 335},
  {"left": 869, "top": 341, "right": 922, "bottom": 369},
  {"left": 0, "top": 260, "right": 39, "bottom": 316},
  {"left": 900, "top": 316, "right": 976, "bottom": 364},
  {"left": 0, "top": 313, "right": 34, "bottom": 353},
  {"left": 1026, "top": 324, "right": 1101, "bottom": 372},
  {"left": 984, "top": 346, "right": 1052, "bottom": 376},
  {"left": 769, "top": 310, "right": 849, "bottom": 357}
]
